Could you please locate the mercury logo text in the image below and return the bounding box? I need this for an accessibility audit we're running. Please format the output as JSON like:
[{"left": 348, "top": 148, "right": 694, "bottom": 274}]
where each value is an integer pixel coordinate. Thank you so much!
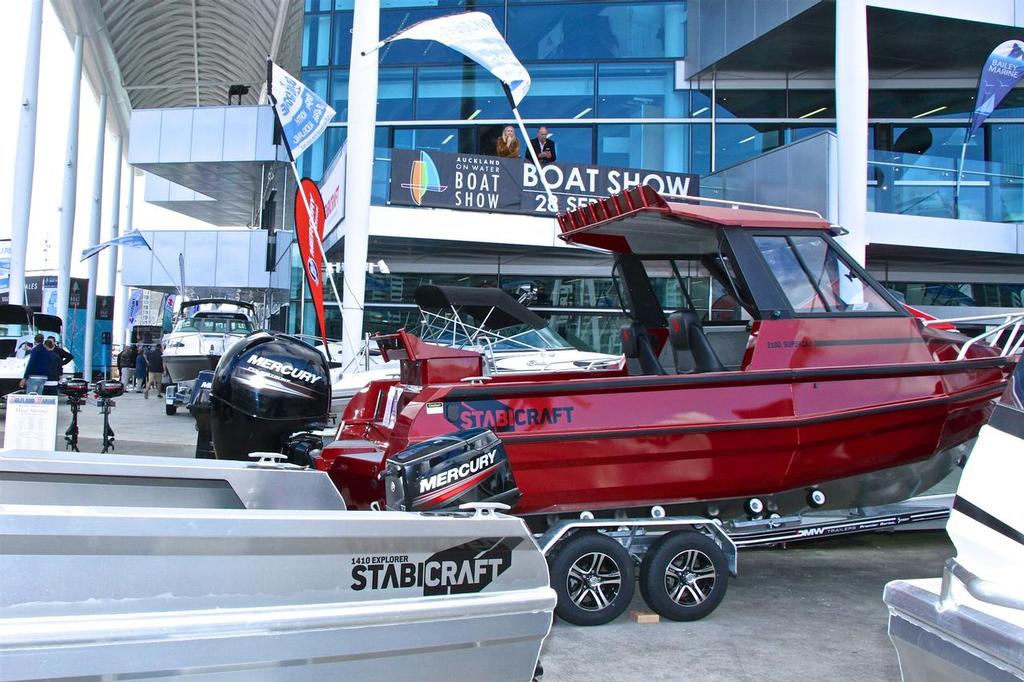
[
  {"left": 418, "top": 449, "right": 496, "bottom": 494},
  {"left": 246, "top": 355, "right": 323, "bottom": 384}
]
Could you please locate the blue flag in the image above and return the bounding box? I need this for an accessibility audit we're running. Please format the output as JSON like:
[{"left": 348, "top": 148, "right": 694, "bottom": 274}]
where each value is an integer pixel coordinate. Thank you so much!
[
  {"left": 80, "top": 230, "right": 151, "bottom": 261},
  {"left": 968, "top": 40, "right": 1024, "bottom": 138}
]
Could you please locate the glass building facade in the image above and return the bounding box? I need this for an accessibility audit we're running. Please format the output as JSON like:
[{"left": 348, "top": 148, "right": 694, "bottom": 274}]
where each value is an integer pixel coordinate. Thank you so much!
[{"left": 294, "top": 0, "right": 1024, "bottom": 350}]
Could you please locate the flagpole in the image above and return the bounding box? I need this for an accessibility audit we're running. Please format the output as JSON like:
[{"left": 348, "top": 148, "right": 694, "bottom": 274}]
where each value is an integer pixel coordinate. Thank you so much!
[
  {"left": 954, "top": 137, "right": 969, "bottom": 220},
  {"left": 501, "top": 83, "right": 557, "bottom": 211}
]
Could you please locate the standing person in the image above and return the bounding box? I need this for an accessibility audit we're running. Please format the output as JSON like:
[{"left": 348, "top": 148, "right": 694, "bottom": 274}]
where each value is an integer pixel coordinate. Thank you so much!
[
  {"left": 528, "top": 126, "right": 556, "bottom": 166},
  {"left": 20, "top": 334, "right": 50, "bottom": 393},
  {"left": 47, "top": 336, "right": 74, "bottom": 373},
  {"left": 134, "top": 346, "right": 148, "bottom": 394},
  {"left": 496, "top": 125, "right": 520, "bottom": 158},
  {"left": 127, "top": 344, "right": 139, "bottom": 389},
  {"left": 116, "top": 345, "right": 131, "bottom": 382},
  {"left": 42, "top": 339, "right": 62, "bottom": 396},
  {"left": 143, "top": 344, "right": 164, "bottom": 399}
]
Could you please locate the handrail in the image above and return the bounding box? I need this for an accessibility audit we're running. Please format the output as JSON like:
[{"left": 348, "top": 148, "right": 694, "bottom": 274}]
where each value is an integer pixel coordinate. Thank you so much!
[
  {"left": 941, "top": 557, "right": 1024, "bottom": 612},
  {"left": 659, "top": 192, "right": 827, "bottom": 220},
  {"left": 922, "top": 311, "right": 1024, "bottom": 360}
]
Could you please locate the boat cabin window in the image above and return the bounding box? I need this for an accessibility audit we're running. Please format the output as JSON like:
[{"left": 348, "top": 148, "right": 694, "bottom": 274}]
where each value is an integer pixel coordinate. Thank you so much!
[
  {"left": 754, "top": 235, "right": 896, "bottom": 314},
  {"left": 173, "top": 317, "right": 254, "bottom": 334},
  {"left": 613, "top": 256, "right": 748, "bottom": 324}
]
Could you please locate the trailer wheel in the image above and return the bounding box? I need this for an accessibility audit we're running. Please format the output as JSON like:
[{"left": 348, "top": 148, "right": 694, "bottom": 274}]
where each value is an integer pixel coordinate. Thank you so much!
[
  {"left": 548, "top": 532, "right": 635, "bottom": 626},
  {"left": 165, "top": 404, "right": 177, "bottom": 416},
  {"left": 639, "top": 531, "right": 728, "bottom": 621}
]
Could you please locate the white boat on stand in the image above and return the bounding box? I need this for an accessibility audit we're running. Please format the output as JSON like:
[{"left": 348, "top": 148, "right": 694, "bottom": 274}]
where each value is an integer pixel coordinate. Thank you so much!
[
  {"left": 0, "top": 449, "right": 555, "bottom": 681},
  {"left": 883, "top": 359, "right": 1024, "bottom": 680},
  {"left": 0, "top": 305, "right": 73, "bottom": 396}
]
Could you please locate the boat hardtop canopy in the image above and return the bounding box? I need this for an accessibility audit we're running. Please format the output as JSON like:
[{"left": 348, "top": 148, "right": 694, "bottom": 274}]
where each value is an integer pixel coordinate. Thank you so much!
[
  {"left": 33, "top": 314, "right": 63, "bottom": 334},
  {"left": 178, "top": 298, "right": 256, "bottom": 314},
  {"left": 0, "top": 305, "right": 34, "bottom": 327},
  {"left": 415, "top": 285, "right": 546, "bottom": 331},
  {"left": 557, "top": 185, "right": 837, "bottom": 256}
]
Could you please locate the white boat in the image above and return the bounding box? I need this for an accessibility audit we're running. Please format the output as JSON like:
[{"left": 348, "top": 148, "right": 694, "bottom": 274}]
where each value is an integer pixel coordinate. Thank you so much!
[
  {"left": 329, "top": 285, "right": 622, "bottom": 413},
  {"left": 162, "top": 298, "right": 257, "bottom": 383},
  {"left": 883, "top": 359, "right": 1024, "bottom": 680},
  {"left": 0, "top": 305, "right": 73, "bottom": 395},
  {"left": 0, "top": 449, "right": 555, "bottom": 681}
]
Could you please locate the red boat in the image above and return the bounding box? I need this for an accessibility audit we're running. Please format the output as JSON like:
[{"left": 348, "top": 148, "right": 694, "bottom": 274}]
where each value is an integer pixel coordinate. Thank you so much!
[{"left": 320, "top": 187, "right": 1016, "bottom": 525}]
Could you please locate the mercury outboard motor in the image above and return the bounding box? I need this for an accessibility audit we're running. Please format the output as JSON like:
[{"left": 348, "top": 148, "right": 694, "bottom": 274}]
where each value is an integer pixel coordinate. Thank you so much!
[
  {"left": 209, "top": 331, "right": 330, "bottom": 466},
  {"left": 383, "top": 428, "right": 519, "bottom": 512}
]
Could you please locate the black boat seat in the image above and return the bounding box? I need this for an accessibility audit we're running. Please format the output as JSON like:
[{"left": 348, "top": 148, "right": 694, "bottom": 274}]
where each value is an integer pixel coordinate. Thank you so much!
[
  {"left": 668, "top": 310, "right": 726, "bottom": 374},
  {"left": 621, "top": 321, "right": 667, "bottom": 376}
]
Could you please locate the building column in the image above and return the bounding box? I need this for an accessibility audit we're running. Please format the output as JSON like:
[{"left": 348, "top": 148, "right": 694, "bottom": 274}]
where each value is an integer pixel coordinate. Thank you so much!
[
  {"left": 8, "top": 0, "right": 44, "bottom": 306},
  {"left": 104, "top": 136, "right": 123, "bottom": 296},
  {"left": 340, "top": 0, "right": 380, "bottom": 370},
  {"left": 113, "top": 169, "right": 134, "bottom": 347},
  {"left": 83, "top": 95, "right": 107, "bottom": 380},
  {"left": 57, "top": 34, "right": 83, "bottom": 327},
  {"left": 835, "top": 0, "right": 869, "bottom": 265}
]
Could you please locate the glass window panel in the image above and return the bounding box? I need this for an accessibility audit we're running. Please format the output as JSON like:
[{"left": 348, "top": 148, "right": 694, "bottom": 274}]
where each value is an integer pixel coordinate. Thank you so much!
[
  {"left": 331, "top": 68, "right": 414, "bottom": 121},
  {"left": 787, "top": 90, "right": 835, "bottom": 120},
  {"left": 715, "top": 89, "right": 787, "bottom": 118},
  {"left": 302, "top": 14, "right": 332, "bottom": 67},
  {"left": 335, "top": 0, "right": 496, "bottom": 8},
  {"left": 715, "top": 123, "right": 785, "bottom": 170},
  {"left": 597, "top": 123, "right": 692, "bottom": 173},
  {"left": 332, "top": 12, "right": 354, "bottom": 65},
  {"left": 306, "top": 0, "right": 332, "bottom": 11},
  {"left": 393, "top": 127, "right": 463, "bottom": 153},
  {"left": 889, "top": 125, "right": 984, "bottom": 161},
  {"left": 529, "top": 126, "right": 593, "bottom": 165},
  {"left": 508, "top": 2, "right": 685, "bottom": 60},
  {"left": 416, "top": 65, "right": 513, "bottom": 120},
  {"left": 754, "top": 236, "right": 822, "bottom": 313},
  {"left": 690, "top": 90, "right": 712, "bottom": 118},
  {"left": 302, "top": 70, "right": 328, "bottom": 101},
  {"left": 515, "top": 64, "right": 595, "bottom": 120},
  {"left": 869, "top": 89, "right": 975, "bottom": 119},
  {"left": 597, "top": 63, "right": 686, "bottom": 118}
]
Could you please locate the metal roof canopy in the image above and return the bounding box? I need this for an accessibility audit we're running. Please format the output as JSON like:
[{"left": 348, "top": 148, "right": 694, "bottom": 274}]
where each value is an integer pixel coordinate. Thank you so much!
[
  {"left": 50, "top": 0, "right": 304, "bottom": 139},
  {"left": 557, "top": 186, "right": 832, "bottom": 255},
  {"left": 693, "top": 4, "right": 1024, "bottom": 86}
]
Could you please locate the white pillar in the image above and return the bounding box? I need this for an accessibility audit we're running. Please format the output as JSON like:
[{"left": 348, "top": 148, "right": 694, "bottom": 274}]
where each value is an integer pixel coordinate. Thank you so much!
[
  {"left": 340, "top": 0, "right": 380, "bottom": 369},
  {"left": 835, "top": 0, "right": 869, "bottom": 265},
  {"left": 104, "top": 136, "right": 123, "bottom": 295},
  {"left": 57, "top": 34, "right": 83, "bottom": 326},
  {"left": 83, "top": 95, "right": 107, "bottom": 380},
  {"left": 113, "top": 170, "right": 134, "bottom": 347},
  {"left": 8, "top": 0, "right": 44, "bottom": 306}
]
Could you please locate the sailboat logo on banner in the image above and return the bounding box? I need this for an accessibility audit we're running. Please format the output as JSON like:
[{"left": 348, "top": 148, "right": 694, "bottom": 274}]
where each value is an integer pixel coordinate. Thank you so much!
[{"left": 402, "top": 151, "right": 449, "bottom": 205}]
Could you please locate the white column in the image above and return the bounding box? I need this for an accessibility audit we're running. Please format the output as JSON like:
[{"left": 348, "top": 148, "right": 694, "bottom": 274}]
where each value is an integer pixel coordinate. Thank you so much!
[
  {"left": 83, "top": 95, "right": 107, "bottom": 380},
  {"left": 104, "top": 136, "right": 123, "bottom": 295},
  {"left": 113, "top": 170, "right": 134, "bottom": 346},
  {"left": 8, "top": 0, "right": 44, "bottom": 306},
  {"left": 340, "top": 0, "right": 380, "bottom": 369},
  {"left": 835, "top": 0, "right": 869, "bottom": 265},
  {"left": 57, "top": 34, "right": 83, "bottom": 328}
]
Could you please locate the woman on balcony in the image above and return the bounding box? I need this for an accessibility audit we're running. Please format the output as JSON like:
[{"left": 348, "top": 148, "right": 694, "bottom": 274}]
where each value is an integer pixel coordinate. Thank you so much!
[{"left": 496, "top": 125, "right": 520, "bottom": 159}]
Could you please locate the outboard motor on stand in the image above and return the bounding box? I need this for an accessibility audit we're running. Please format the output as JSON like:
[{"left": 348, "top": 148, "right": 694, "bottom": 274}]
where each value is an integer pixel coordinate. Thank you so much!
[
  {"left": 384, "top": 428, "right": 519, "bottom": 512},
  {"left": 209, "top": 332, "right": 330, "bottom": 466}
]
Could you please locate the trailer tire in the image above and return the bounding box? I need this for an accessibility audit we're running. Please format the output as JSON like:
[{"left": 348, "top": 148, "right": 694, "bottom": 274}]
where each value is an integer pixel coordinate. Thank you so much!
[
  {"left": 548, "top": 532, "right": 634, "bottom": 626},
  {"left": 639, "top": 531, "right": 727, "bottom": 621},
  {"left": 165, "top": 405, "right": 177, "bottom": 416}
]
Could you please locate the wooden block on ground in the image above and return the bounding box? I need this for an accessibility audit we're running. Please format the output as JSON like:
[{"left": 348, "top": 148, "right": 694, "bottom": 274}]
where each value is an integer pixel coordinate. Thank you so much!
[{"left": 630, "top": 610, "right": 660, "bottom": 624}]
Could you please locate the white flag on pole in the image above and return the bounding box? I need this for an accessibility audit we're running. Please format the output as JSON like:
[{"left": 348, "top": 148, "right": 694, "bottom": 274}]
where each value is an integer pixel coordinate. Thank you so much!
[
  {"left": 80, "top": 230, "right": 151, "bottom": 262},
  {"left": 382, "top": 12, "right": 531, "bottom": 107},
  {"left": 270, "top": 62, "right": 336, "bottom": 159}
]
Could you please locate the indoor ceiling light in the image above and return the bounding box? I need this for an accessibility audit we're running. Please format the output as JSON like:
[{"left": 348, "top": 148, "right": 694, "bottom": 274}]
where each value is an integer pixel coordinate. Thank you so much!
[
  {"left": 573, "top": 107, "right": 592, "bottom": 119},
  {"left": 738, "top": 135, "right": 756, "bottom": 144},
  {"left": 691, "top": 106, "right": 709, "bottom": 116},
  {"left": 912, "top": 105, "right": 947, "bottom": 119},
  {"left": 441, "top": 134, "right": 454, "bottom": 145},
  {"left": 467, "top": 109, "right": 482, "bottom": 120},
  {"left": 798, "top": 106, "right": 827, "bottom": 119}
]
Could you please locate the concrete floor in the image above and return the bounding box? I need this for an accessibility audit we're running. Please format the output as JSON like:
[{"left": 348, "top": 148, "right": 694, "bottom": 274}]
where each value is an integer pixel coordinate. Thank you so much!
[{"left": 2, "top": 390, "right": 949, "bottom": 681}]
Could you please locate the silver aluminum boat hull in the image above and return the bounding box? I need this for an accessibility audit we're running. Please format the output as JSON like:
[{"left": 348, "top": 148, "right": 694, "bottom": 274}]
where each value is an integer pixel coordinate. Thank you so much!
[{"left": 0, "top": 450, "right": 555, "bottom": 681}]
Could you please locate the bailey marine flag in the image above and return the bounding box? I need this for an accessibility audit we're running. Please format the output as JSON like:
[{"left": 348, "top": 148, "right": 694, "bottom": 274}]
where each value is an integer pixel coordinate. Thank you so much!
[
  {"left": 124, "top": 289, "right": 143, "bottom": 328},
  {"left": 80, "top": 230, "right": 151, "bottom": 261},
  {"left": 381, "top": 12, "right": 531, "bottom": 106},
  {"left": 294, "top": 178, "right": 328, "bottom": 348},
  {"left": 968, "top": 40, "right": 1024, "bottom": 138},
  {"left": 270, "top": 62, "right": 336, "bottom": 159}
]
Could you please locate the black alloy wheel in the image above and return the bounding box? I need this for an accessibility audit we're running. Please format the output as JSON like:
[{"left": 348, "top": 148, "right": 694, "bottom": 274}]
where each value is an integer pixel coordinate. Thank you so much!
[{"left": 548, "top": 531, "right": 635, "bottom": 626}]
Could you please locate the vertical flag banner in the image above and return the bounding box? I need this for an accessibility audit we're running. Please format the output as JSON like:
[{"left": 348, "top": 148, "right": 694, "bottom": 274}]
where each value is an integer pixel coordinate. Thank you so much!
[
  {"left": 124, "top": 289, "right": 143, "bottom": 328},
  {"left": 968, "top": 40, "right": 1024, "bottom": 138},
  {"left": 270, "top": 62, "right": 336, "bottom": 159},
  {"left": 381, "top": 12, "right": 531, "bottom": 106},
  {"left": 295, "top": 178, "right": 328, "bottom": 346},
  {"left": 162, "top": 294, "right": 175, "bottom": 332}
]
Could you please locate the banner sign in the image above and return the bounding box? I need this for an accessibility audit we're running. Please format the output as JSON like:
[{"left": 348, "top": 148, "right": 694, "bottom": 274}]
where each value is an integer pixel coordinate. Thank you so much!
[
  {"left": 320, "top": 140, "right": 347, "bottom": 238},
  {"left": 4, "top": 394, "right": 58, "bottom": 451},
  {"left": 125, "top": 289, "right": 143, "bottom": 327},
  {"left": 295, "top": 178, "right": 328, "bottom": 347},
  {"left": 271, "top": 62, "right": 336, "bottom": 159},
  {"left": 969, "top": 39, "right": 1024, "bottom": 137},
  {"left": 389, "top": 150, "right": 698, "bottom": 216}
]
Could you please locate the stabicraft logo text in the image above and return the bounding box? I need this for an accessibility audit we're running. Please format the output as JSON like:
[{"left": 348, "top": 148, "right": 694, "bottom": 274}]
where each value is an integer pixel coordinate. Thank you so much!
[
  {"left": 350, "top": 537, "right": 521, "bottom": 596},
  {"left": 445, "top": 399, "right": 575, "bottom": 432}
]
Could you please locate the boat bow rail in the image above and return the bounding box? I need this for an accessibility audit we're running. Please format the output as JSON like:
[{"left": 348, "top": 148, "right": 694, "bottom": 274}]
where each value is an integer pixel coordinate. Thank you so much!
[{"left": 921, "top": 311, "right": 1024, "bottom": 360}]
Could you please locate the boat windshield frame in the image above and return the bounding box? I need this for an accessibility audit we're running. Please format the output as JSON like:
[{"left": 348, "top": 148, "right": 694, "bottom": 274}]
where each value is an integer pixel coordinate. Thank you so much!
[
  {"left": 416, "top": 307, "right": 574, "bottom": 353},
  {"left": 171, "top": 315, "right": 255, "bottom": 335}
]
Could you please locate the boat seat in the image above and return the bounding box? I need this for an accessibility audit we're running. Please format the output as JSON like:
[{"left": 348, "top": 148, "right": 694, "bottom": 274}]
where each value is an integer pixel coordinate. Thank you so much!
[
  {"left": 668, "top": 310, "right": 726, "bottom": 374},
  {"left": 620, "top": 321, "right": 667, "bottom": 376}
]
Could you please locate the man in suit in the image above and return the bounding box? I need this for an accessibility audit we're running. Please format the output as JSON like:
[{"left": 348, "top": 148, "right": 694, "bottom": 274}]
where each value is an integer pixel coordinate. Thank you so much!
[{"left": 528, "top": 126, "right": 556, "bottom": 166}]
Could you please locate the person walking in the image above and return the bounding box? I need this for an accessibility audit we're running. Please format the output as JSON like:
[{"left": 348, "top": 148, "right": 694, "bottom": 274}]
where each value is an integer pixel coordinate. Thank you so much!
[
  {"left": 143, "top": 344, "right": 164, "bottom": 399},
  {"left": 127, "top": 344, "right": 140, "bottom": 388},
  {"left": 134, "top": 346, "right": 148, "bottom": 394},
  {"left": 116, "top": 345, "right": 132, "bottom": 382},
  {"left": 527, "top": 126, "right": 556, "bottom": 166},
  {"left": 20, "top": 334, "right": 50, "bottom": 394},
  {"left": 42, "top": 339, "right": 63, "bottom": 396},
  {"left": 496, "top": 125, "right": 520, "bottom": 158}
]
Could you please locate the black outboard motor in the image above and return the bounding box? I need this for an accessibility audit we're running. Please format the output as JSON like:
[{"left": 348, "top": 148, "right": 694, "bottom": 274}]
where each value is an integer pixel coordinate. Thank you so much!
[
  {"left": 189, "top": 370, "right": 216, "bottom": 459},
  {"left": 209, "top": 331, "right": 330, "bottom": 465},
  {"left": 384, "top": 429, "right": 519, "bottom": 512}
]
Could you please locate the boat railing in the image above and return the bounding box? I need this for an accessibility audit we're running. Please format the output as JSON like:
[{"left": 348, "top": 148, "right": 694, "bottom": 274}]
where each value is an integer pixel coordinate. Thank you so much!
[
  {"left": 660, "top": 192, "right": 831, "bottom": 222},
  {"left": 294, "top": 333, "right": 380, "bottom": 373},
  {"left": 921, "top": 311, "right": 1024, "bottom": 360}
]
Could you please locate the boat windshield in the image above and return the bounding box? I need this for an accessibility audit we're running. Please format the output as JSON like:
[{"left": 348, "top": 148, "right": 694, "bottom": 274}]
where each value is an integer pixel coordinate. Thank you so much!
[
  {"left": 418, "top": 316, "right": 573, "bottom": 352},
  {"left": 173, "top": 317, "right": 253, "bottom": 334},
  {"left": 0, "top": 324, "right": 31, "bottom": 339}
]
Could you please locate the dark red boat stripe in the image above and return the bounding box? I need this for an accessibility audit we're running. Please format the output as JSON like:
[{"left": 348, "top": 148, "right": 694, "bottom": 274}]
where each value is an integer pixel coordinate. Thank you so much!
[
  {"left": 498, "top": 384, "right": 1004, "bottom": 445},
  {"left": 443, "top": 357, "right": 1010, "bottom": 400},
  {"left": 987, "top": 404, "right": 1024, "bottom": 440},
  {"left": 953, "top": 495, "right": 1024, "bottom": 547},
  {"left": 812, "top": 337, "right": 927, "bottom": 346}
]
